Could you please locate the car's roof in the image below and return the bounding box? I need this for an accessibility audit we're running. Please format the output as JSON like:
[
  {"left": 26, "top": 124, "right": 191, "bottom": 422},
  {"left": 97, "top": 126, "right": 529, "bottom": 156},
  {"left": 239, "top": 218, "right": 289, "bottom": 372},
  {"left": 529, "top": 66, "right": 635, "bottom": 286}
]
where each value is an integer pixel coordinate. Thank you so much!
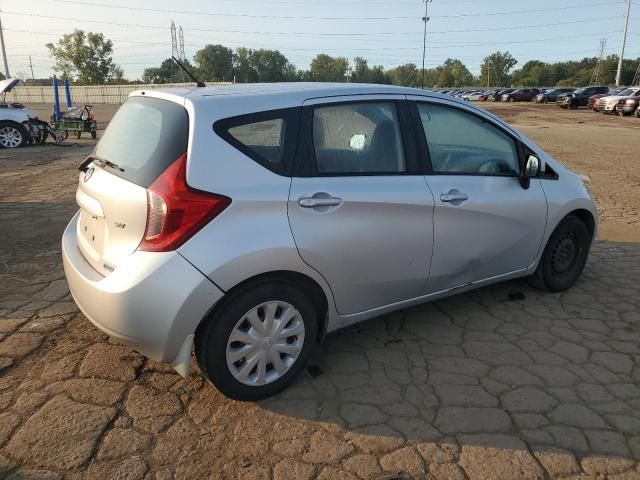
[{"left": 137, "top": 82, "right": 451, "bottom": 102}]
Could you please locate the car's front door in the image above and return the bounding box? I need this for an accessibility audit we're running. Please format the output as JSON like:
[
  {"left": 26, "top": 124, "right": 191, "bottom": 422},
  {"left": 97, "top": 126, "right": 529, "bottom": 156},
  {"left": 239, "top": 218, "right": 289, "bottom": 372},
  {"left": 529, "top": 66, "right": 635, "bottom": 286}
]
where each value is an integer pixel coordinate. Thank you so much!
[
  {"left": 288, "top": 97, "right": 434, "bottom": 315},
  {"left": 408, "top": 96, "right": 547, "bottom": 293}
]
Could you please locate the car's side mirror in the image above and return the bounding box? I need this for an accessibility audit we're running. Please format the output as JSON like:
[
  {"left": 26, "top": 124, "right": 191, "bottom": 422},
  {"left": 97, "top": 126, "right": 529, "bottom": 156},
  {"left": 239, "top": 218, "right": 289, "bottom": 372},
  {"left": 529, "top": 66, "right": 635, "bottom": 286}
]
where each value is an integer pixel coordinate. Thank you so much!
[{"left": 520, "top": 154, "right": 540, "bottom": 189}]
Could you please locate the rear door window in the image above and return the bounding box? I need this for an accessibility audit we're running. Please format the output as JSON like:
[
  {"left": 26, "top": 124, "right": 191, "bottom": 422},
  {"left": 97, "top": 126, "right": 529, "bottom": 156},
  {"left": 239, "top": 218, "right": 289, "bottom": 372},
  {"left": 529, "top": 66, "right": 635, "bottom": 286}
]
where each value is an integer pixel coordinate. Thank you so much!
[{"left": 94, "top": 96, "right": 188, "bottom": 187}]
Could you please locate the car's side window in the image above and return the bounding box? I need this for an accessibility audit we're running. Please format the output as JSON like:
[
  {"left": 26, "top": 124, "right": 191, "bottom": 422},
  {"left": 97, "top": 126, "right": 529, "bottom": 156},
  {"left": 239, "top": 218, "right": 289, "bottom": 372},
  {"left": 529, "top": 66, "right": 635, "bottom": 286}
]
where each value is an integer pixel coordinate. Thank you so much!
[
  {"left": 312, "top": 102, "right": 406, "bottom": 175},
  {"left": 214, "top": 107, "right": 300, "bottom": 176},
  {"left": 228, "top": 118, "right": 284, "bottom": 165},
  {"left": 417, "top": 103, "right": 520, "bottom": 176}
]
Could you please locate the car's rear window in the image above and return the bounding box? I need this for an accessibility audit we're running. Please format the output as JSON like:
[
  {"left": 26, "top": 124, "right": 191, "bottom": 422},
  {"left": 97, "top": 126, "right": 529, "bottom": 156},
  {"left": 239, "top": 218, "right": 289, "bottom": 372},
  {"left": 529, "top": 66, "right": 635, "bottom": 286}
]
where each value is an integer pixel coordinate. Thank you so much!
[{"left": 94, "top": 96, "right": 188, "bottom": 187}]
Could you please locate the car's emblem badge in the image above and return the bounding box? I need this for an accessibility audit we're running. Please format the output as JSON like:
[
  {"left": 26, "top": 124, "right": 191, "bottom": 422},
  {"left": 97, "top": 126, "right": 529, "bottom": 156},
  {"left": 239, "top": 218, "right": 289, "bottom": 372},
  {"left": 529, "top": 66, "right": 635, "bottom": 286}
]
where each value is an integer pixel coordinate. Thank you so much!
[{"left": 83, "top": 167, "right": 94, "bottom": 182}]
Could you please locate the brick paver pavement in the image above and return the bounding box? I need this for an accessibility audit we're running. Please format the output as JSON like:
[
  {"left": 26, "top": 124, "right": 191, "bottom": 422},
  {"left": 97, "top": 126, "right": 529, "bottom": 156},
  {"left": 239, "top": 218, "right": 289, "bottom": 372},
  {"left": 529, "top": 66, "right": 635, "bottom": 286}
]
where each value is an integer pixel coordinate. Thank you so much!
[{"left": 1, "top": 148, "right": 640, "bottom": 479}]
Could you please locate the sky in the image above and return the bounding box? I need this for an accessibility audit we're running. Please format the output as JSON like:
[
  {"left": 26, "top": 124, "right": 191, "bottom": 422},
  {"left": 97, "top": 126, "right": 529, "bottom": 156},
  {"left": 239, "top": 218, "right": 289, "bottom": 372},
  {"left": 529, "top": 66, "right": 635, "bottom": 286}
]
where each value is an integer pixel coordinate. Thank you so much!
[{"left": 1, "top": 0, "right": 639, "bottom": 81}]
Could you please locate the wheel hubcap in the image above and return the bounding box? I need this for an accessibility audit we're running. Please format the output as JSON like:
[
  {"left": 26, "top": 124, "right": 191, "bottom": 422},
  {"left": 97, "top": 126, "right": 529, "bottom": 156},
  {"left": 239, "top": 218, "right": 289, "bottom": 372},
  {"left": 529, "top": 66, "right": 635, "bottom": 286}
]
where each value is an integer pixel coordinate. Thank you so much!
[
  {"left": 551, "top": 233, "right": 579, "bottom": 275},
  {"left": 0, "top": 126, "right": 23, "bottom": 148},
  {"left": 226, "top": 301, "right": 305, "bottom": 386}
]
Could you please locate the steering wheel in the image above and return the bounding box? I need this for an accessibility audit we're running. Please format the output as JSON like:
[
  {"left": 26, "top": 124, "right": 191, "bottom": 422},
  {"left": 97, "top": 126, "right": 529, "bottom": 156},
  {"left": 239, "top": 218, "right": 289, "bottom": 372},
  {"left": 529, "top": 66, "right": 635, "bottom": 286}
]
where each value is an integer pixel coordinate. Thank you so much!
[
  {"left": 434, "top": 152, "right": 452, "bottom": 172},
  {"left": 477, "top": 160, "right": 501, "bottom": 174}
]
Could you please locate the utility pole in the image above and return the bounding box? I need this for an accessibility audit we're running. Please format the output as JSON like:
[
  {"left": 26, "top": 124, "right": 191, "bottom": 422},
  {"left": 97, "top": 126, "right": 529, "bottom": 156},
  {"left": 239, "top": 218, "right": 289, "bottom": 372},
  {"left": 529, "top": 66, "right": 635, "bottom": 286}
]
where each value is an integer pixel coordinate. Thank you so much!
[
  {"left": 0, "top": 12, "right": 10, "bottom": 79},
  {"left": 421, "top": 0, "right": 432, "bottom": 89},
  {"left": 344, "top": 66, "right": 352, "bottom": 83},
  {"left": 28, "top": 56, "right": 34, "bottom": 79},
  {"left": 615, "top": 0, "right": 631, "bottom": 86}
]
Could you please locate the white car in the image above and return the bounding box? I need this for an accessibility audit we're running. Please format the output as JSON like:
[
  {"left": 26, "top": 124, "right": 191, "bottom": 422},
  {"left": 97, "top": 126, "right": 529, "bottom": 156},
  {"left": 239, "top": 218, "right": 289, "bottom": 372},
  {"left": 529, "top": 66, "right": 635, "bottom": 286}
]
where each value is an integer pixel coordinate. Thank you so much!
[
  {"left": 599, "top": 87, "right": 640, "bottom": 114},
  {"left": 463, "top": 91, "right": 487, "bottom": 101},
  {"left": 0, "top": 79, "right": 51, "bottom": 148}
]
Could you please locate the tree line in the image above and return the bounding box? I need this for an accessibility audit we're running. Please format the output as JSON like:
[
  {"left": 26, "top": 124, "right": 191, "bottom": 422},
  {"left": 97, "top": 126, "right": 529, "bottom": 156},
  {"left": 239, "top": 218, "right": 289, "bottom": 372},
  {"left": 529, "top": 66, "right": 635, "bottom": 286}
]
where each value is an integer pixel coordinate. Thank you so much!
[{"left": 43, "top": 30, "right": 640, "bottom": 88}]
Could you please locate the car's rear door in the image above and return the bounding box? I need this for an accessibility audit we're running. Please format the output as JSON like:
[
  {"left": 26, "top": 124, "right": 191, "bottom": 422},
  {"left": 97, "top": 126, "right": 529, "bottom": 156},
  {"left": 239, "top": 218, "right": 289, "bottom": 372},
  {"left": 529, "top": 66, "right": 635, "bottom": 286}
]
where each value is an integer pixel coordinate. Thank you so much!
[
  {"left": 287, "top": 96, "right": 434, "bottom": 315},
  {"left": 75, "top": 95, "right": 189, "bottom": 275},
  {"left": 407, "top": 95, "right": 547, "bottom": 293}
]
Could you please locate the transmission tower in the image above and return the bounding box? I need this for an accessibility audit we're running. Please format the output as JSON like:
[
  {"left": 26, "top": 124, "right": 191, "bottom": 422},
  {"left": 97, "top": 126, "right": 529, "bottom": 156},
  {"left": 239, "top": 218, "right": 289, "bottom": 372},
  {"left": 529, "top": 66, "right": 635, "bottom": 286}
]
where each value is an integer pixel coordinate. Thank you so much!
[
  {"left": 170, "top": 21, "right": 178, "bottom": 58},
  {"left": 632, "top": 62, "right": 640, "bottom": 86},
  {"left": 178, "top": 26, "right": 185, "bottom": 62},
  {"left": 590, "top": 39, "right": 606, "bottom": 86}
]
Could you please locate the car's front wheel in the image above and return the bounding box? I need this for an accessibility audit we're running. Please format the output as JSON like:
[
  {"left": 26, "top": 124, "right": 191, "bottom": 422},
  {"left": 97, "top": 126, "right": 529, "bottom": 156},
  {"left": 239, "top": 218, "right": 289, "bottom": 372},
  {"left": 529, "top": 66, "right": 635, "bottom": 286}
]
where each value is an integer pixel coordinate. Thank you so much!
[
  {"left": 195, "top": 281, "right": 318, "bottom": 401},
  {"left": 531, "top": 215, "right": 591, "bottom": 292},
  {"left": 0, "top": 121, "right": 27, "bottom": 148}
]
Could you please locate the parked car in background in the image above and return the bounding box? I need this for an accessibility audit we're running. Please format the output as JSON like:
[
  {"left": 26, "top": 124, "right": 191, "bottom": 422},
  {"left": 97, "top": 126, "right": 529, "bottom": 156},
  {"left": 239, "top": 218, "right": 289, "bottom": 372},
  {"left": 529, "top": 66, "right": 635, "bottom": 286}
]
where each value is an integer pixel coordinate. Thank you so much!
[
  {"left": 62, "top": 83, "right": 597, "bottom": 400},
  {"left": 534, "top": 88, "right": 576, "bottom": 103},
  {"left": 502, "top": 88, "right": 541, "bottom": 102},
  {"left": 488, "top": 88, "right": 515, "bottom": 101},
  {"left": 463, "top": 91, "right": 489, "bottom": 101},
  {"left": 599, "top": 87, "right": 640, "bottom": 114},
  {"left": 620, "top": 97, "right": 639, "bottom": 116},
  {"left": 587, "top": 87, "right": 626, "bottom": 111},
  {"left": 0, "top": 79, "right": 52, "bottom": 148},
  {"left": 557, "top": 86, "right": 609, "bottom": 109}
]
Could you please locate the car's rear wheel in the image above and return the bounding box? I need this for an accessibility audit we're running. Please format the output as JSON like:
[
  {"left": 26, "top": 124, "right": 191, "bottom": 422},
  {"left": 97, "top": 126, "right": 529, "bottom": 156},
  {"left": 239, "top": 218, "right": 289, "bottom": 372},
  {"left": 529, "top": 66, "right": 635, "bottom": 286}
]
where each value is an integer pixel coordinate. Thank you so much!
[
  {"left": 531, "top": 215, "right": 591, "bottom": 292},
  {"left": 0, "top": 121, "right": 27, "bottom": 148},
  {"left": 195, "top": 281, "right": 318, "bottom": 401}
]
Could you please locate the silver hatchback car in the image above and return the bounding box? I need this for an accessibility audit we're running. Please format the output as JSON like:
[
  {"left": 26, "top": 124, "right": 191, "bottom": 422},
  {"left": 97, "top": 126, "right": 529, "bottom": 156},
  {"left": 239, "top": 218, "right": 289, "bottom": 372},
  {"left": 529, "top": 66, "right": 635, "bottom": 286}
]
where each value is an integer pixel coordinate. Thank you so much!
[{"left": 62, "top": 83, "right": 597, "bottom": 400}]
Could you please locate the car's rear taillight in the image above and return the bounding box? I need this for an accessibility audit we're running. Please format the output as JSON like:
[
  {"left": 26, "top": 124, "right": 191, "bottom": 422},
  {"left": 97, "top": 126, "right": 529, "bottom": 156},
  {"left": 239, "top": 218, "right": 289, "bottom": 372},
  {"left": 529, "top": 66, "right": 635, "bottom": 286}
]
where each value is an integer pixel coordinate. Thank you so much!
[{"left": 139, "top": 153, "right": 231, "bottom": 252}]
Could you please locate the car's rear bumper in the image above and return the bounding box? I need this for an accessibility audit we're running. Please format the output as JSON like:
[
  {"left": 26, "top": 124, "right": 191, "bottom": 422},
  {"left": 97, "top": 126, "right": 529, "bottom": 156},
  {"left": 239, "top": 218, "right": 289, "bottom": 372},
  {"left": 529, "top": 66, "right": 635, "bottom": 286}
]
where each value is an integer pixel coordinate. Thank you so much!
[{"left": 62, "top": 211, "right": 224, "bottom": 366}]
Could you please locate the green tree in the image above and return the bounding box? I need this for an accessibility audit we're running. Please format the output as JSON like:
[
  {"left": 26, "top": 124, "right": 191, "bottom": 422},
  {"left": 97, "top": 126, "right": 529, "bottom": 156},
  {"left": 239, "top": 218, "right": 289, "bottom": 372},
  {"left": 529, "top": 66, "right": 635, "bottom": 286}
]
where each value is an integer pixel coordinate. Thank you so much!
[
  {"left": 309, "top": 54, "right": 349, "bottom": 82},
  {"left": 511, "top": 60, "right": 551, "bottom": 87},
  {"left": 142, "top": 58, "right": 195, "bottom": 84},
  {"left": 385, "top": 63, "right": 420, "bottom": 87},
  {"left": 231, "top": 48, "right": 297, "bottom": 83},
  {"left": 194, "top": 44, "right": 233, "bottom": 82},
  {"left": 351, "top": 57, "right": 387, "bottom": 84},
  {"left": 46, "top": 29, "right": 123, "bottom": 84},
  {"left": 480, "top": 51, "right": 517, "bottom": 87},
  {"left": 435, "top": 58, "right": 474, "bottom": 87},
  {"left": 250, "top": 49, "right": 295, "bottom": 82}
]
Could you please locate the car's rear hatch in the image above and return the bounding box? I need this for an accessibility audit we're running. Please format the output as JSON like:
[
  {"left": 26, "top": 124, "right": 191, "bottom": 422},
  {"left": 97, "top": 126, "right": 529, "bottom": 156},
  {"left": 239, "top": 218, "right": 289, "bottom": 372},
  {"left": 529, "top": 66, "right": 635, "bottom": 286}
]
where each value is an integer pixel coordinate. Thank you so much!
[{"left": 75, "top": 95, "right": 189, "bottom": 276}]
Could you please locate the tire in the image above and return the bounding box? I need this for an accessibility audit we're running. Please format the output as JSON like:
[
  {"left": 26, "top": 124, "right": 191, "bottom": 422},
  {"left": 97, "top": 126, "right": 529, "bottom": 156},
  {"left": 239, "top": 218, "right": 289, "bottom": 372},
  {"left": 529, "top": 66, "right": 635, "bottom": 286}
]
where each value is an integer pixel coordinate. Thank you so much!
[
  {"left": 543, "top": 98, "right": 549, "bottom": 104},
  {"left": 508, "top": 97, "right": 515, "bottom": 103},
  {"left": 636, "top": 109, "right": 640, "bottom": 118},
  {"left": 195, "top": 280, "right": 318, "bottom": 401},
  {"left": 0, "top": 121, "right": 27, "bottom": 148},
  {"left": 76, "top": 131, "right": 82, "bottom": 139},
  {"left": 91, "top": 130, "right": 97, "bottom": 139},
  {"left": 531, "top": 216, "right": 591, "bottom": 292}
]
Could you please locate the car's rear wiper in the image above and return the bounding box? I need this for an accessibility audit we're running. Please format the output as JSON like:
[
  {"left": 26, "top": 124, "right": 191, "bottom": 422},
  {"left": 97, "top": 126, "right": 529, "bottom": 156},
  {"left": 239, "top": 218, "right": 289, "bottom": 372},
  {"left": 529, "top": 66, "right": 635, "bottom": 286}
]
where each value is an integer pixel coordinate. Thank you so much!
[{"left": 79, "top": 154, "right": 124, "bottom": 172}]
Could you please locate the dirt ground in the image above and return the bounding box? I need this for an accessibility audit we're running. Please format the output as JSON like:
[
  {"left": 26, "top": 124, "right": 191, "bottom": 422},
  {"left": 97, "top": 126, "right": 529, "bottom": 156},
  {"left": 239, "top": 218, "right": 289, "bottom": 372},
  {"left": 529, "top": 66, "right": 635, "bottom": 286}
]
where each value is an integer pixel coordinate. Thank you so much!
[{"left": 0, "top": 101, "right": 639, "bottom": 479}]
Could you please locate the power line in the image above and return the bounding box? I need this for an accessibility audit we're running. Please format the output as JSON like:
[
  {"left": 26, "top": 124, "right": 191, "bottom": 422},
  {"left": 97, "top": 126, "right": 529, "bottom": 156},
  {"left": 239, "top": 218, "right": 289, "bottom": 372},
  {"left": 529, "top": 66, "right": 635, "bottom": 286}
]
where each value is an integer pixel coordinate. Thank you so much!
[
  {"left": 5, "top": 26, "right": 620, "bottom": 50},
  {"left": 49, "top": 0, "right": 628, "bottom": 18},
  {"left": 436, "top": 1, "right": 625, "bottom": 18},
  {"left": 2, "top": 11, "right": 623, "bottom": 39},
  {"left": 48, "top": 0, "right": 419, "bottom": 20}
]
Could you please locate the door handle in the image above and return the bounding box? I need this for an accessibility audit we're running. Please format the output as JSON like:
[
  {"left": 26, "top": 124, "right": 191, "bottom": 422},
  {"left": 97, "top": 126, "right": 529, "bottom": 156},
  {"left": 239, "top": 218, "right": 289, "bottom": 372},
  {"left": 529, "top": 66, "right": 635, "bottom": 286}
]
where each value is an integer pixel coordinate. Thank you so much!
[
  {"left": 440, "top": 190, "right": 469, "bottom": 203},
  {"left": 299, "top": 197, "right": 342, "bottom": 208}
]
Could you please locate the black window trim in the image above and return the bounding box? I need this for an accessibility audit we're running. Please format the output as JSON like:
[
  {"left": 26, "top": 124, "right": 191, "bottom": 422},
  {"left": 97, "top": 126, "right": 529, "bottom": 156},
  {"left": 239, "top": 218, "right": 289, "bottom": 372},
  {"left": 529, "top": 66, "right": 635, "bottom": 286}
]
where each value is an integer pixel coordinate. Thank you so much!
[
  {"left": 213, "top": 106, "right": 301, "bottom": 177},
  {"left": 409, "top": 99, "right": 526, "bottom": 178},
  {"left": 292, "top": 98, "right": 421, "bottom": 178}
]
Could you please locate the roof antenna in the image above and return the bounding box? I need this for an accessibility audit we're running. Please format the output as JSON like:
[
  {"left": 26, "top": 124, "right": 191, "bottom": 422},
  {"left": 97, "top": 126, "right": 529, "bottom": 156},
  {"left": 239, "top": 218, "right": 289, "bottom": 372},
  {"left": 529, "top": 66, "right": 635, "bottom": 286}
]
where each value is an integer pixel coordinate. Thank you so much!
[{"left": 172, "top": 55, "right": 205, "bottom": 88}]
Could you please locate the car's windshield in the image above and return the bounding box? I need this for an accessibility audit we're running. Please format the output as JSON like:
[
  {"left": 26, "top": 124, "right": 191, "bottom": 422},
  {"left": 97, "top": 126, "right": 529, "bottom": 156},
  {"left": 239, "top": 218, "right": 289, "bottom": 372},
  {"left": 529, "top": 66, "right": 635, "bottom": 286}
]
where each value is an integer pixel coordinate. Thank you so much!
[{"left": 617, "top": 88, "right": 634, "bottom": 96}]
